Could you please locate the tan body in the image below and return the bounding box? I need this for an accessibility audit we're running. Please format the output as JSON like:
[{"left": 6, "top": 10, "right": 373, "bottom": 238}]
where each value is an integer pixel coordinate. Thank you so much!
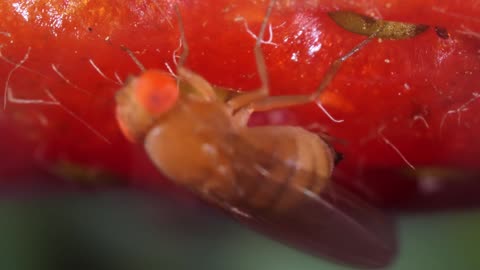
[
  {"left": 144, "top": 97, "right": 334, "bottom": 212},
  {"left": 115, "top": 1, "right": 396, "bottom": 267}
]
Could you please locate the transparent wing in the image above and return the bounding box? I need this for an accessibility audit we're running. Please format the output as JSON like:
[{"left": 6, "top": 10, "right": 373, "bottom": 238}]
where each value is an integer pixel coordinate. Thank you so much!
[{"left": 210, "top": 130, "right": 397, "bottom": 269}]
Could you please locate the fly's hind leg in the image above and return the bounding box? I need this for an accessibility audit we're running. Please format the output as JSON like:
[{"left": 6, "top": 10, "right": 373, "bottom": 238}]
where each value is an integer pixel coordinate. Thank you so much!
[
  {"left": 174, "top": 5, "right": 217, "bottom": 102},
  {"left": 232, "top": 25, "right": 383, "bottom": 127}
]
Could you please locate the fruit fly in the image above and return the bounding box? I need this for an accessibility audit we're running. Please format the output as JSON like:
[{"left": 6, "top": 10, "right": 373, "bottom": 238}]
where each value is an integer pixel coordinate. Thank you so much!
[{"left": 115, "top": 0, "right": 395, "bottom": 268}]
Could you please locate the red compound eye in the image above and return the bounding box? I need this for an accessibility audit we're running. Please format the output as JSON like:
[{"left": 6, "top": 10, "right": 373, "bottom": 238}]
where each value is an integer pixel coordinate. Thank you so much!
[{"left": 135, "top": 70, "right": 179, "bottom": 116}]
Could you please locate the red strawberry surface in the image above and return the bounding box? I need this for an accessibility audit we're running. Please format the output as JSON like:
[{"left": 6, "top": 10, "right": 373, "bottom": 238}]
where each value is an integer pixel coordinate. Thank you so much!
[{"left": 0, "top": 0, "right": 479, "bottom": 209}]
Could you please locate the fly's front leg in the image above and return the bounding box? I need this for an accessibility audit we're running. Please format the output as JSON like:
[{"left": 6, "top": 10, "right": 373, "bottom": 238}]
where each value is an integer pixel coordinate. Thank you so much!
[
  {"left": 176, "top": 67, "right": 217, "bottom": 101},
  {"left": 175, "top": 0, "right": 276, "bottom": 104},
  {"left": 174, "top": 5, "right": 217, "bottom": 102}
]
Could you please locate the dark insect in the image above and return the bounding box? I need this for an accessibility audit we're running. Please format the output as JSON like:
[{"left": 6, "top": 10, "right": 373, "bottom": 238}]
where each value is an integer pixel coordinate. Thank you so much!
[
  {"left": 329, "top": 10, "right": 429, "bottom": 39},
  {"left": 434, "top": 26, "right": 450, "bottom": 39}
]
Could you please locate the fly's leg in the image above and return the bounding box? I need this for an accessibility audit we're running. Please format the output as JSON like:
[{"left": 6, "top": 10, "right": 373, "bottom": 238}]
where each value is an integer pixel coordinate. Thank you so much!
[
  {"left": 226, "top": 0, "right": 277, "bottom": 111},
  {"left": 174, "top": 0, "right": 275, "bottom": 104},
  {"left": 174, "top": 5, "right": 217, "bottom": 102},
  {"left": 232, "top": 26, "right": 383, "bottom": 127},
  {"left": 124, "top": 4, "right": 217, "bottom": 102}
]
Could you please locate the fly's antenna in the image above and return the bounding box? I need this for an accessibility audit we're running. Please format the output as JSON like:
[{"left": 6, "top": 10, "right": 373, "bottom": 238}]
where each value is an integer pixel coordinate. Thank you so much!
[
  {"left": 121, "top": 45, "right": 145, "bottom": 72},
  {"left": 175, "top": 4, "right": 189, "bottom": 70},
  {"left": 255, "top": 0, "right": 276, "bottom": 93}
]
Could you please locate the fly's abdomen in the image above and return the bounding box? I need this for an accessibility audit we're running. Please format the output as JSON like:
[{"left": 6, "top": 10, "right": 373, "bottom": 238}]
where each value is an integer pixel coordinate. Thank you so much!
[{"left": 235, "top": 126, "right": 334, "bottom": 213}]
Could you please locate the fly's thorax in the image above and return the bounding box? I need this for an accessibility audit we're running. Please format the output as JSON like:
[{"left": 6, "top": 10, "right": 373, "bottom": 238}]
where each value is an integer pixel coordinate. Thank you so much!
[{"left": 144, "top": 98, "right": 238, "bottom": 198}]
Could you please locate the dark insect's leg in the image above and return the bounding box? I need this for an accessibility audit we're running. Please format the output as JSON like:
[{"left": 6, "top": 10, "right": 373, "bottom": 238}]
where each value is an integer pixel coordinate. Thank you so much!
[
  {"left": 175, "top": 4, "right": 189, "bottom": 69},
  {"left": 174, "top": 5, "right": 217, "bottom": 101}
]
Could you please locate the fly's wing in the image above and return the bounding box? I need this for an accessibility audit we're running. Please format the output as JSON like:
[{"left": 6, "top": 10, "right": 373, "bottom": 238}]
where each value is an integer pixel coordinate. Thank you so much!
[{"left": 211, "top": 132, "right": 396, "bottom": 269}]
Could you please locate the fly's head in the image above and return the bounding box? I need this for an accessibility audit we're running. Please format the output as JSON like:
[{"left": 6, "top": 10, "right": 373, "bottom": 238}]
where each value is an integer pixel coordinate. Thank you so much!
[{"left": 115, "top": 70, "right": 179, "bottom": 143}]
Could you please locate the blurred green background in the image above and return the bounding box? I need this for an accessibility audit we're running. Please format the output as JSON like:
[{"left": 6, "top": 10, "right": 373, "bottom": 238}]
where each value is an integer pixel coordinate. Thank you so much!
[{"left": 0, "top": 190, "right": 479, "bottom": 270}]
